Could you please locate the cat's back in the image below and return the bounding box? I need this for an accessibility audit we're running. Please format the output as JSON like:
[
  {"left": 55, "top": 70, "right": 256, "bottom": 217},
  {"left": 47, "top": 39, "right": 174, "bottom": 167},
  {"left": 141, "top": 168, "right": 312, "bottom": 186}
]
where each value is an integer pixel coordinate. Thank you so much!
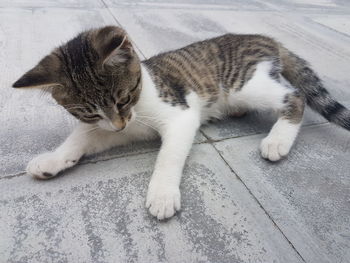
[{"left": 142, "top": 34, "right": 280, "bottom": 107}]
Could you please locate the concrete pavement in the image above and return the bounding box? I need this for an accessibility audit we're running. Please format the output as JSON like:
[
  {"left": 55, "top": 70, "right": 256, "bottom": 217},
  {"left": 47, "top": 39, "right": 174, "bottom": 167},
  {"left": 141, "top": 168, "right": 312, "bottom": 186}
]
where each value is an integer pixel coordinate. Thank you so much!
[{"left": 0, "top": 0, "right": 349, "bottom": 262}]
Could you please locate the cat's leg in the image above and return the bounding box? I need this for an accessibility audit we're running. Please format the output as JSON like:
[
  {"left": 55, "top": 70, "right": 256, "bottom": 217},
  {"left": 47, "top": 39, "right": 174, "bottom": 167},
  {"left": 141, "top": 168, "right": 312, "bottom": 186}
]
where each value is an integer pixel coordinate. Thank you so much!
[
  {"left": 27, "top": 122, "right": 133, "bottom": 179},
  {"left": 260, "top": 91, "right": 305, "bottom": 161},
  {"left": 146, "top": 110, "right": 200, "bottom": 220},
  {"left": 231, "top": 61, "right": 305, "bottom": 161}
]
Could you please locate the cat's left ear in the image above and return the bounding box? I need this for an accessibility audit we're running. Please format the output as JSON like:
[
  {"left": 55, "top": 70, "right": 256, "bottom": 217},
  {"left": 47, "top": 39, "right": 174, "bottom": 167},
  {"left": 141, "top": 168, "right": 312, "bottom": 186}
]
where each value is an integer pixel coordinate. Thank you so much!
[
  {"left": 94, "top": 26, "right": 134, "bottom": 67},
  {"left": 12, "top": 53, "right": 62, "bottom": 89}
]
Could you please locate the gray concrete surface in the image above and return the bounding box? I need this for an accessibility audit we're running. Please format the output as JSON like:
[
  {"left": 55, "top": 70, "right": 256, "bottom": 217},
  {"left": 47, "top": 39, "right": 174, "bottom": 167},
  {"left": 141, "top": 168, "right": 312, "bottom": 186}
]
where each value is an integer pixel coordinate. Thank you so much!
[
  {"left": 215, "top": 124, "right": 350, "bottom": 263},
  {"left": 0, "top": 144, "right": 303, "bottom": 263},
  {"left": 0, "top": 0, "right": 349, "bottom": 262}
]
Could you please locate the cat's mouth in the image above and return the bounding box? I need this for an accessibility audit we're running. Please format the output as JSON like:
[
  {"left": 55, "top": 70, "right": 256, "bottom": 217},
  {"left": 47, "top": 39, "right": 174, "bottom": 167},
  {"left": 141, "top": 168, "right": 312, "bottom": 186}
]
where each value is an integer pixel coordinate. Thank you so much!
[
  {"left": 95, "top": 110, "right": 134, "bottom": 132},
  {"left": 97, "top": 118, "right": 128, "bottom": 132}
]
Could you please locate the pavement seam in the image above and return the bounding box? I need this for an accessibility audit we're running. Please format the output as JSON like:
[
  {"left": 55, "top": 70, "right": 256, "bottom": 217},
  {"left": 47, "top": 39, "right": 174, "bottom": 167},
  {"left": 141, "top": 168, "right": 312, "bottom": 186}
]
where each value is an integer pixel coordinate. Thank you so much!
[
  {"left": 208, "top": 144, "right": 307, "bottom": 262},
  {"left": 100, "top": 0, "right": 147, "bottom": 60},
  {"left": 0, "top": 122, "right": 329, "bottom": 180},
  {"left": 0, "top": 148, "right": 160, "bottom": 180},
  {"left": 80, "top": 148, "right": 160, "bottom": 165},
  {"left": 201, "top": 127, "right": 307, "bottom": 261},
  {"left": 200, "top": 120, "right": 329, "bottom": 143},
  {"left": 1, "top": 172, "right": 27, "bottom": 180}
]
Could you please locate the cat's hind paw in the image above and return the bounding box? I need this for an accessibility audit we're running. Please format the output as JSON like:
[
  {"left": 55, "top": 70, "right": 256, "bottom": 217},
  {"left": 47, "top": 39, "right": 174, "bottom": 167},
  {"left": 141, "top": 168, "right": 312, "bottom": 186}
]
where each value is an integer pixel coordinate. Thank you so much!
[
  {"left": 26, "top": 152, "right": 78, "bottom": 179},
  {"left": 146, "top": 183, "right": 181, "bottom": 220}
]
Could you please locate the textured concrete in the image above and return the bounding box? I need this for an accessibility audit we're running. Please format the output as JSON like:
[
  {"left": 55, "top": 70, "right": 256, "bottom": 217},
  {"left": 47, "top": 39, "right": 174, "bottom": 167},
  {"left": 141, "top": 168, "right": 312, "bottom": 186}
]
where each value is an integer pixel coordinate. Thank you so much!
[
  {"left": 0, "top": 0, "right": 104, "bottom": 8},
  {"left": 1, "top": 0, "right": 350, "bottom": 262},
  {"left": 215, "top": 124, "right": 350, "bottom": 263},
  {"left": 0, "top": 144, "right": 303, "bottom": 263}
]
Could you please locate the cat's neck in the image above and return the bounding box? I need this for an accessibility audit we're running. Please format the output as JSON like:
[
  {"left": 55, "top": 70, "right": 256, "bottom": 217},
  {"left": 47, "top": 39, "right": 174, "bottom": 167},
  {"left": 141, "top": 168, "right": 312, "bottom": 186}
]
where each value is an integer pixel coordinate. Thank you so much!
[{"left": 134, "top": 64, "right": 159, "bottom": 114}]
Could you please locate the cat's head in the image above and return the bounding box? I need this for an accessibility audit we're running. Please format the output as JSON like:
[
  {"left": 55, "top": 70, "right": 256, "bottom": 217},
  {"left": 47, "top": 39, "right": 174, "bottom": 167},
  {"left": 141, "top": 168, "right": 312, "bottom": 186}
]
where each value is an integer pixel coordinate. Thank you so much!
[{"left": 13, "top": 26, "right": 141, "bottom": 131}]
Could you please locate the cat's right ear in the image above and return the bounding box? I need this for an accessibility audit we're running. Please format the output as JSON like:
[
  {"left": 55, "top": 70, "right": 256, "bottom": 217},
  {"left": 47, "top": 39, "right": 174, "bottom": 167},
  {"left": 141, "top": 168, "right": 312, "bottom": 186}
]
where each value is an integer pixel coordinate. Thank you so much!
[{"left": 12, "top": 54, "right": 61, "bottom": 89}]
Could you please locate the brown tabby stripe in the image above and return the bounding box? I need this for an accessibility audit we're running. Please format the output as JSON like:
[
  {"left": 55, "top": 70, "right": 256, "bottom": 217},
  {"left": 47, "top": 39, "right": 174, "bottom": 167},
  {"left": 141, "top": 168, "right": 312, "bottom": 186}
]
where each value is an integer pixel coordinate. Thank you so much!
[
  {"left": 13, "top": 26, "right": 350, "bottom": 131},
  {"left": 144, "top": 34, "right": 285, "bottom": 108}
]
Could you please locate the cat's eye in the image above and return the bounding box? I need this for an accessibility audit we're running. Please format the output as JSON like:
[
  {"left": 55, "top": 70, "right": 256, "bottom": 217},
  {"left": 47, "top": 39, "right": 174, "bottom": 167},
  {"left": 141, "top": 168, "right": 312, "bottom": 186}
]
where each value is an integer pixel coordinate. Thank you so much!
[
  {"left": 117, "top": 95, "right": 131, "bottom": 109},
  {"left": 85, "top": 114, "right": 102, "bottom": 119},
  {"left": 83, "top": 114, "right": 102, "bottom": 121}
]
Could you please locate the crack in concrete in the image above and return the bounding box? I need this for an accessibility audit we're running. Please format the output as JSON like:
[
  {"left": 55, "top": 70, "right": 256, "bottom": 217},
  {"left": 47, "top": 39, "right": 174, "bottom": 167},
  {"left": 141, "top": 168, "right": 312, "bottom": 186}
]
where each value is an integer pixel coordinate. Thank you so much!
[{"left": 209, "top": 144, "right": 307, "bottom": 263}]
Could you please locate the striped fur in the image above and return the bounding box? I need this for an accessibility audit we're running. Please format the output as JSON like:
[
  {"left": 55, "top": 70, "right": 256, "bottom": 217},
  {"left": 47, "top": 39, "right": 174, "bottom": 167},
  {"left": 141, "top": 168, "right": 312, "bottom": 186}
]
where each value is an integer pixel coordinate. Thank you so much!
[
  {"left": 143, "top": 34, "right": 282, "bottom": 108},
  {"left": 13, "top": 26, "right": 142, "bottom": 129},
  {"left": 144, "top": 33, "right": 350, "bottom": 130},
  {"left": 279, "top": 46, "right": 350, "bottom": 129},
  {"left": 13, "top": 26, "right": 350, "bottom": 131}
]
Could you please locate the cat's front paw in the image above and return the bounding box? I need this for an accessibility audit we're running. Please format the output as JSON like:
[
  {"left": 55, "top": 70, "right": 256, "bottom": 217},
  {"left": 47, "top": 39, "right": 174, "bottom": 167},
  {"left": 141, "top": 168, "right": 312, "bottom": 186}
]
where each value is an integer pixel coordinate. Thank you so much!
[
  {"left": 146, "top": 182, "right": 181, "bottom": 220},
  {"left": 260, "top": 135, "right": 293, "bottom": 161},
  {"left": 26, "top": 152, "right": 78, "bottom": 179}
]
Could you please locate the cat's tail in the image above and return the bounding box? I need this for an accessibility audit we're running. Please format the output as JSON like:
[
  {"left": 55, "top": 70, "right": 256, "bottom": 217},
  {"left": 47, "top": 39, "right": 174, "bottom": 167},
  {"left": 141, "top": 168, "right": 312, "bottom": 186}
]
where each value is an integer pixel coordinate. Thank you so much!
[{"left": 279, "top": 45, "right": 350, "bottom": 130}]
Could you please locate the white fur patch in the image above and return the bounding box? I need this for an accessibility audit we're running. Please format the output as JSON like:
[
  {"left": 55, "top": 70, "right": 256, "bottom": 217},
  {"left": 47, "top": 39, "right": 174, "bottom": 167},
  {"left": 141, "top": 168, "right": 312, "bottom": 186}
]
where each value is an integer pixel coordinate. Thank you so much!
[
  {"left": 260, "top": 119, "right": 301, "bottom": 161},
  {"left": 140, "top": 66, "right": 201, "bottom": 219},
  {"left": 26, "top": 151, "right": 78, "bottom": 179},
  {"left": 228, "top": 61, "right": 294, "bottom": 111}
]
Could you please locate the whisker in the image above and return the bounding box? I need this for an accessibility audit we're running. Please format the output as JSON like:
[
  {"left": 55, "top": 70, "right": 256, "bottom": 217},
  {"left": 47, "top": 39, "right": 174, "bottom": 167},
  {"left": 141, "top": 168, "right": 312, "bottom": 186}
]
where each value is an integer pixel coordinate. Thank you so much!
[
  {"left": 83, "top": 127, "right": 100, "bottom": 135},
  {"left": 136, "top": 111, "right": 161, "bottom": 117},
  {"left": 76, "top": 126, "right": 100, "bottom": 136},
  {"left": 135, "top": 120, "right": 158, "bottom": 133},
  {"left": 136, "top": 115, "right": 158, "bottom": 120},
  {"left": 135, "top": 110, "right": 155, "bottom": 114},
  {"left": 136, "top": 115, "right": 163, "bottom": 126},
  {"left": 135, "top": 111, "right": 161, "bottom": 117}
]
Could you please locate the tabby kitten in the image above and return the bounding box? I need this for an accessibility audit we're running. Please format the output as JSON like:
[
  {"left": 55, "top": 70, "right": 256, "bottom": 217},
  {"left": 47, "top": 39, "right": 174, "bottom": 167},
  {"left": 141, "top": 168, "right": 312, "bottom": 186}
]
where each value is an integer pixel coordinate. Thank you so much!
[{"left": 13, "top": 26, "right": 350, "bottom": 220}]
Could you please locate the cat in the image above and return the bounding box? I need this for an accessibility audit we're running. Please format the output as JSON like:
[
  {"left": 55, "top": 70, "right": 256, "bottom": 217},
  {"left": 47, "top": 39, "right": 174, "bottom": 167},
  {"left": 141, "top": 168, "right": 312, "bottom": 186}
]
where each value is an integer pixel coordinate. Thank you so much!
[{"left": 13, "top": 26, "right": 350, "bottom": 220}]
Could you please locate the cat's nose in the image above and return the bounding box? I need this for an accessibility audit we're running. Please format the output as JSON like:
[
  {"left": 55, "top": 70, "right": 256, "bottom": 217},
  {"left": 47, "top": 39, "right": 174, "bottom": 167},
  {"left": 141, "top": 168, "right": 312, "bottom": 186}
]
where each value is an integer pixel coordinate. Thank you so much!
[{"left": 111, "top": 119, "right": 126, "bottom": 131}]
